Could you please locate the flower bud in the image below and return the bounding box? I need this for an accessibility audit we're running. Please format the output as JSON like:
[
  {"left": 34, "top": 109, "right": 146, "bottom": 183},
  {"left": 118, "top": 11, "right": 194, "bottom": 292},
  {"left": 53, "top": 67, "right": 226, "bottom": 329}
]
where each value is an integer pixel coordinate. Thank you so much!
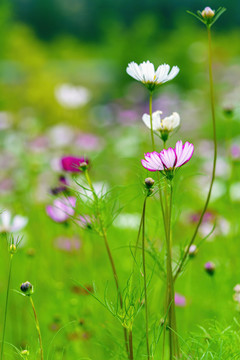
[
  {"left": 144, "top": 177, "right": 155, "bottom": 189},
  {"left": 201, "top": 7, "right": 215, "bottom": 19},
  {"left": 204, "top": 261, "right": 215, "bottom": 275},
  {"left": 188, "top": 244, "right": 198, "bottom": 258},
  {"left": 9, "top": 244, "right": 17, "bottom": 255},
  {"left": 21, "top": 350, "right": 29, "bottom": 356},
  {"left": 79, "top": 162, "right": 88, "bottom": 171},
  {"left": 20, "top": 281, "right": 34, "bottom": 296}
]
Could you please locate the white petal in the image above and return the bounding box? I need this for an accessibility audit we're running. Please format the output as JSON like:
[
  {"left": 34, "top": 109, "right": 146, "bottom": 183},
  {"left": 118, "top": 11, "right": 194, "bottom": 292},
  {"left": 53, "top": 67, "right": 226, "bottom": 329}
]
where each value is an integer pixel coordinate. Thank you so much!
[
  {"left": 11, "top": 216, "right": 28, "bottom": 232},
  {"left": 1, "top": 210, "right": 11, "bottom": 228},
  {"left": 142, "top": 110, "right": 163, "bottom": 131}
]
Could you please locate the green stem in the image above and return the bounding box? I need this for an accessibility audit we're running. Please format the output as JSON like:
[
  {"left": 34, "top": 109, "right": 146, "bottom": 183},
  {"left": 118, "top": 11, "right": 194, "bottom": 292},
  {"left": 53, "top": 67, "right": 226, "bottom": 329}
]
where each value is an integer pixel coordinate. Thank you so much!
[
  {"left": 149, "top": 92, "right": 155, "bottom": 150},
  {"left": 173, "top": 25, "right": 217, "bottom": 283},
  {"left": 84, "top": 170, "right": 129, "bottom": 357},
  {"left": 129, "top": 329, "right": 134, "bottom": 360},
  {"left": 1, "top": 255, "right": 13, "bottom": 360},
  {"left": 142, "top": 197, "right": 151, "bottom": 360},
  {"left": 29, "top": 297, "right": 43, "bottom": 360},
  {"left": 165, "top": 182, "right": 180, "bottom": 359}
]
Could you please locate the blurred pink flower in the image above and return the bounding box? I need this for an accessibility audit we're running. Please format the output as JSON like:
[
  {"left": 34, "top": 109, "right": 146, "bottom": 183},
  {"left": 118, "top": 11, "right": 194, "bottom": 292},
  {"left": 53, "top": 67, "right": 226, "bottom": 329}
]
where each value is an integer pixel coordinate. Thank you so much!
[
  {"left": 75, "top": 133, "right": 102, "bottom": 151},
  {"left": 46, "top": 196, "right": 76, "bottom": 223},
  {"left": 174, "top": 293, "right": 186, "bottom": 307},
  {"left": 231, "top": 144, "right": 240, "bottom": 160},
  {"left": 54, "top": 236, "right": 81, "bottom": 252},
  {"left": 61, "top": 156, "right": 89, "bottom": 173}
]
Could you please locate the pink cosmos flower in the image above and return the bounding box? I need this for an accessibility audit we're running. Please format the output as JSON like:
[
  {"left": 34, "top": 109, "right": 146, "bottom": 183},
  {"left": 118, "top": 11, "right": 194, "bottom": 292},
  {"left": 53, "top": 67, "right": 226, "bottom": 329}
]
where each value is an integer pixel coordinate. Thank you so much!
[
  {"left": 61, "top": 156, "right": 89, "bottom": 173},
  {"left": 46, "top": 196, "right": 76, "bottom": 223},
  {"left": 141, "top": 140, "right": 194, "bottom": 177}
]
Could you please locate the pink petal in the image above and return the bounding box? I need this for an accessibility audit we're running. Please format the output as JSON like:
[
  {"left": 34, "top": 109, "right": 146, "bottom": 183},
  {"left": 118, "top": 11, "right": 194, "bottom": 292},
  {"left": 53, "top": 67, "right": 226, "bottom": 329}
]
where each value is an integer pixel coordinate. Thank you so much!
[
  {"left": 175, "top": 141, "right": 194, "bottom": 168},
  {"left": 141, "top": 151, "right": 164, "bottom": 171},
  {"left": 160, "top": 147, "right": 176, "bottom": 169}
]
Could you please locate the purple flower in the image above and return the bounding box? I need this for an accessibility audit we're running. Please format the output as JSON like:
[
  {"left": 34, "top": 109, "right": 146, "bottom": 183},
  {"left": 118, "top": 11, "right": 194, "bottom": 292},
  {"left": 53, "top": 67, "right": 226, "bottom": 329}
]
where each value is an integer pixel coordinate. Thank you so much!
[
  {"left": 61, "top": 156, "right": 89, "bottom": 173},
  {"left": 141, "top": 140, "right": 194, "bottom": 177},
  {"left": 174, "top": 293, "right": 186, "bottom": 307},
  {"left": 51, "top": 176, "right": 69, "bottom": 195},
  {"left": 46, "top": 196, "right": 76, "bottom": 223},
  {"left": 77, "top": 215, "right": 93, "bottom": 229}
]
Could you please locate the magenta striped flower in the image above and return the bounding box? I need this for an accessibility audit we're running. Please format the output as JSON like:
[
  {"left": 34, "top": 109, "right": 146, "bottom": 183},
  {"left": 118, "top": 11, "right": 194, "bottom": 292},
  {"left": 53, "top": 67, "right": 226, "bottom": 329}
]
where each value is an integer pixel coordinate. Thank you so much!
[
  {"left": 61, "top": 156, "right": 89, "bottom": 173},
  {"left": 141, "top": 140, "right": 194, "bottom": 178}
]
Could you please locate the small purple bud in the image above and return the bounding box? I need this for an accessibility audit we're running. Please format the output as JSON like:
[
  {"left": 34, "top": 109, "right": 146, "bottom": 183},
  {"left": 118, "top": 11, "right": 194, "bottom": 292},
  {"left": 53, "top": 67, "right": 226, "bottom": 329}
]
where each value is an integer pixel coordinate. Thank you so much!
[
  {"left": 204, "top": 261, "right": 215, "bottom": 275},
  {"left": 20, "top": 281, "right": 34, "bottom": 296}
]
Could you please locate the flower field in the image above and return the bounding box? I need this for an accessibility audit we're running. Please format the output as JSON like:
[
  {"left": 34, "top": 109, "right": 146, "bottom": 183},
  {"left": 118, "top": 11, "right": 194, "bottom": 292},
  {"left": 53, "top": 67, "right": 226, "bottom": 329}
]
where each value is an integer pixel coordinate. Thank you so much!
[{"left": 0, "top": 2, "right": 240, "bottom": 359}]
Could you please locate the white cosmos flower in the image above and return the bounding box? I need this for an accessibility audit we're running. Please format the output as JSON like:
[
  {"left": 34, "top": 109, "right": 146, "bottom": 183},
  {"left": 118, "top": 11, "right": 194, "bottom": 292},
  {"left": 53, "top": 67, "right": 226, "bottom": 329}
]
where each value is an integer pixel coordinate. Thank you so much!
[
  {"left": 142, "top": 111, "right": 180, "bottom": 132},
  {"left": 126, "top": 61, "right": 179, "bottom": 91},
  {"left": 0, "top": 210, "right": 28, "bottom": 233}
]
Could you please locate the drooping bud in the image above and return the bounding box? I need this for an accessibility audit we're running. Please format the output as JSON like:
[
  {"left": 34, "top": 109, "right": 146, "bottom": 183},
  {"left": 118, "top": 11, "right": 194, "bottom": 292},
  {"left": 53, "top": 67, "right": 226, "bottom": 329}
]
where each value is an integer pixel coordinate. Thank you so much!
[
  {"left": 201, "top": 7, "right": 215, "bottom": 19},
  {"left": 204, "top": 261, "right": 215, "bottom": 275},
  {"left": 20, "top": 281, "right": 34, "bottom": 296}
]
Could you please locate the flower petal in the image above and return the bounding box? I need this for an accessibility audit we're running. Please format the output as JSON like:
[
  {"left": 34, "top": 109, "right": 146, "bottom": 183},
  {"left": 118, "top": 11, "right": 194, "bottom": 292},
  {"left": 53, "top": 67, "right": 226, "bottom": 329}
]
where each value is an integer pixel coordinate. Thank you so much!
[
  {"left": 175, "top": 141, "right": 194, "bottom": 168},
  {"left": 141, "top": 151, "right": 164, "bottom": 171},
  {"left": 142, "top": 111, "right": 162, "bottom": 131},
  {"left": 160, "top": 148, "right": 176, "bottom": 169}
]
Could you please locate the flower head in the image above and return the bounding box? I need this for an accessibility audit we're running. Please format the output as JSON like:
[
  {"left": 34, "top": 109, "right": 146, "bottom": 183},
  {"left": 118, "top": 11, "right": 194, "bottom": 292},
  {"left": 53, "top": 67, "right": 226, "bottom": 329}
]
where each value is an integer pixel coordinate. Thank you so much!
[
  {"left": 188, "top": 7, "right": 226, "bottom": 28},
  {"left": 46, "top": 196, "right": 76, "bottom": 223},
  {"left": 126, "top": 61, "right": 179, "bottom": 92},
  {"left": 0, "top": 211, "right": 28, "bottom": 233},
  {"left": 142, "top": 111, "right": 180, "bottom": 141},
  {"left": 141, "top": 140, "right": 194, "bottom": 179},
  {"left": 61, "top": 156, "right": 89, "bottom": 173}
]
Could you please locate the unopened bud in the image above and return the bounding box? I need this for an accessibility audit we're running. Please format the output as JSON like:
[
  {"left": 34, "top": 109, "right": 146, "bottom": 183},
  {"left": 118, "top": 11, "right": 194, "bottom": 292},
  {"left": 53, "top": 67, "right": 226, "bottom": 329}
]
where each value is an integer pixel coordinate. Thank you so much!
[
  {"left": 201, "top": 7, "right": 215, "bottom": 19},
  {"left": 20, "top": 281, "right": 34, "bottom": 296},
  {"left": 144, "top": 177, "right": 155, "bottom": 189},
  {"left": 79, "top": 162, "right": 88, "bottom": 171},
  {"left": 21, "top": 350, "right": 29, "bottom": 356},
  {"left": 204, "top": 261, "right": 215, "bottom": 275},
  {"left": 9, "top": 244, "right": 16, "bottom": 254},
  {"left": 188, "top": 244, "right": 198, "bottom": 258}
]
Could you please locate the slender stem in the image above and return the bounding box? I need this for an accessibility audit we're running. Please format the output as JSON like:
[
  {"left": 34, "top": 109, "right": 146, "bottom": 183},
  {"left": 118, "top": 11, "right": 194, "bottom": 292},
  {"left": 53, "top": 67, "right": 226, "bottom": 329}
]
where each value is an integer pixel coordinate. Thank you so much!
[
  {"left": 1, "top": 255, "right": 13, "bottom": 360},
  {"left": 84, "top": 170, "right": 129, "bottom": 357},
  {"left": 148, "top": 92, "right": 167, "bottom": 241},
  {"left": 129, "top": 329, "right": 134, "bottom": 360},
  {"left": 142, "top": 197, "right": 151, "bottom": 360},
  {"left": 149, "top": 92, "right": 155, "bottom": 150},
  {"left": 165, "top": 182, "right": 180, "bottom": 359},
  {"left": 173, "top": 25, "right": 217, "bottom": 283},
  {"left": 29, "top": 297, "right": 43, "bottom": 360}
]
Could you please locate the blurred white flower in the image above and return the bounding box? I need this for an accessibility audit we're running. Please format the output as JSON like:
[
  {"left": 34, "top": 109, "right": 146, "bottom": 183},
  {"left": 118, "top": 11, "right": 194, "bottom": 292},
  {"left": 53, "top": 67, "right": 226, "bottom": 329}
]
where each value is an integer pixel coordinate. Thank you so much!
[
  {"left": 142, "top": 111, "right": 180, "bottom": 132},
  {"left": 55, "top": 84, "right": 91, "bottom": 109},
  {"left": 126, "top": 61, "right": 179, "bottom": 91},
  {"left": 114, "top": 213, "right": 141, "bottom": 230},
  {"left": 48, "top": 124, "right": 75, "bottom": 148},
  {"left": 0, "top": 210, "right": 28, "bottom": 233}
]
